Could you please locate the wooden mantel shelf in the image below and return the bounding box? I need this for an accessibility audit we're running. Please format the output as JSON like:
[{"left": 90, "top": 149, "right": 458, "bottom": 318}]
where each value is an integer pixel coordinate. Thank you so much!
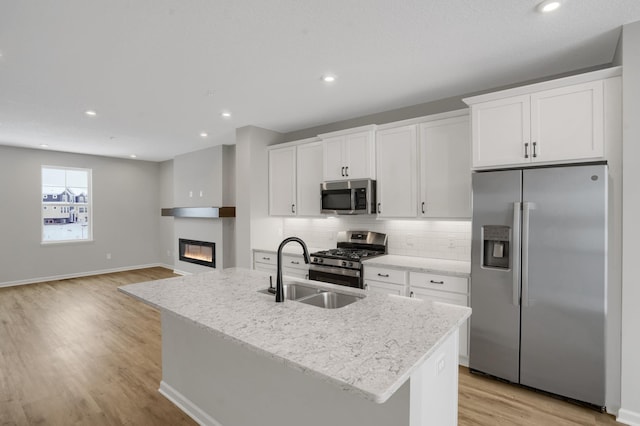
[{"left": 160, "top": 207, "right": 236, "bottom": 218}]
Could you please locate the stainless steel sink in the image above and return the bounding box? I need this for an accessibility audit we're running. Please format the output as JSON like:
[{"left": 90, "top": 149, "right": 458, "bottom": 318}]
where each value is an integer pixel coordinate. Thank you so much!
[
  {"left": 296, "top": 291, "right": 363, "bottom": 309},
  {"left": 259, "top": 283, "right": 364, "bottom": 308},
  {"left": 258, "top": 283, "right": 321, "bottom": 300}
]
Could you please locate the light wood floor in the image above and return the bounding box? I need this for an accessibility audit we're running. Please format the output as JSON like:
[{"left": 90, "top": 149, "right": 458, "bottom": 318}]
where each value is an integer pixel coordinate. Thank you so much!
[{"left": 0, "top": 267, "right": 621, "bottom": 425}]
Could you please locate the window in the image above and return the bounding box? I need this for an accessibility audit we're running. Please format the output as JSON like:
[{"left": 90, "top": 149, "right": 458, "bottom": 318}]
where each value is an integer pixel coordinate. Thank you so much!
[{"left": 42, "top": 166, "right": 92, "bottom": 243}]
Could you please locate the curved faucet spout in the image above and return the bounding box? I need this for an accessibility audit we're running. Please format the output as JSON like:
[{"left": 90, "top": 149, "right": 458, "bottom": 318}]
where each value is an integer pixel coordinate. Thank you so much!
[{"left": 276, "top": 237, "right": 311, "bottom": 303}]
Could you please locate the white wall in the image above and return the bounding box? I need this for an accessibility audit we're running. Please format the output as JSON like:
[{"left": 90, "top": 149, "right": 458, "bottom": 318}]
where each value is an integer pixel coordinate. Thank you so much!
[
  {"left": 235, "top": 126, "right": 284, "bottom": 268},
  {"left": 619, "top": 20, "right": 640, "bottom": 426},
  {"left": 0, "top": 146, "right": 163, "bottom": 286}
]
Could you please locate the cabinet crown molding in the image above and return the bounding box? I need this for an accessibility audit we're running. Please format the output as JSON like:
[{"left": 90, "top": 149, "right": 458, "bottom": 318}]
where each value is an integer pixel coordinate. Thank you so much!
[
  {"left": 318, "top": 124, "right": 377, "bottom": 139},
  {"left": 463, "top": 66, "right": 621, "bottom": 106}
]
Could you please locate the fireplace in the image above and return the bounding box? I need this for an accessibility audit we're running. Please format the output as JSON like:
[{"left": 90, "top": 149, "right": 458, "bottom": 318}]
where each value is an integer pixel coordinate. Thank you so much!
[{"left": 179, "top": 238, "right": 216, "bottom": 268}]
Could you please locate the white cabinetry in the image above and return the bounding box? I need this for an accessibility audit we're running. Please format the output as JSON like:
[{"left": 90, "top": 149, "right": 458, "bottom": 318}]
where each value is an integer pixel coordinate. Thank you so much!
[
  {"left": 374, "top": 111, "right": 471, "bottom": 219},
  {"left": 268, "top": 140, "right": 323, "bottom": 216},
  {"left": 408, "top": 272, "right": 470, "bottom": 365},
  {"left": 253, "top": 250, "right": 309, "bottom": 279},
  {"left": 268, "top": 146, "right": 296, "bottom": 216},
  {"left": 464, "top": 68, "right": 621, "bottom": 169},
  {"left": 321, "top": 127, "right": 376, "bottom": 181},
  {"left": 375, "top": 125, "right": 418, "bottom": 218},
  {"left": 419, "top": 116, "right": 471, "bottom": 218},
  {"left": 363, "top": 266, "right": 407, "bottom": 296}
]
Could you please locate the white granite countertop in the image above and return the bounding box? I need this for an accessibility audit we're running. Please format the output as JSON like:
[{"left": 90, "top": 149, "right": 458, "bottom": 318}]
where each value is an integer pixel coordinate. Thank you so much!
[
  {"left": 363, "top": 255, "right": 471, "bottom": 277},
  {"left": 118, "top": 267, "right": 470, "bottom": 404},
  {"left": 253, "top": 246, "right": 326, "bottom": 256}
]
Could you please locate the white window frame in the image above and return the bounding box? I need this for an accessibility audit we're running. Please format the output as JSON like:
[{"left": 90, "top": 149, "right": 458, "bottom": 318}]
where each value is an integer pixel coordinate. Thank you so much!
[{"left": 41, "top": 166, "right": 93, "bottom": 244}]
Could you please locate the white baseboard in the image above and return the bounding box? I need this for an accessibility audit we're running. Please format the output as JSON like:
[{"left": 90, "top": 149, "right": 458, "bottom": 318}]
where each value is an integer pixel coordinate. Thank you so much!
[
  {"left": 618, "top": 408, "right": 640, "bottom": 425},
  {"left": 159, "top": 381, "right": 221, "bottom": 426},
  {"left": 0, "top": 263, "right": 173, "bottom": 288}
]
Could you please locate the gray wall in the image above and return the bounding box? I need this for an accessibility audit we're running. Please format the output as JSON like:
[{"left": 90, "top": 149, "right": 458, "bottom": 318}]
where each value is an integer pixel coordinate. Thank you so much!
[
  {"left": 620, "top": 20, "right": 640, "bottom": 424},
  {"left": 0, "top": 145, "right": 162, "bottom": 285},
  {"left": 159, "top": 160, "right": 175, "bottom": 267}
]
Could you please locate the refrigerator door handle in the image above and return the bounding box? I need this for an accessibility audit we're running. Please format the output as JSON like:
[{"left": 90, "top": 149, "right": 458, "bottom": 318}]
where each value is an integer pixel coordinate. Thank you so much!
[
  {"left": 512, "top": 202, "right": 521, "bottom": 306},
  {"left": 521, "top": 201, "right": 534, "bottom": 307}
]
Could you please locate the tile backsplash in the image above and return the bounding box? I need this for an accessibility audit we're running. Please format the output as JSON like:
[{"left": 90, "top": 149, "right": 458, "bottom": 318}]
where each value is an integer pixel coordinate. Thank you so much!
[{"left": 282, "top": 217, "right": 471, "bottom": 261}]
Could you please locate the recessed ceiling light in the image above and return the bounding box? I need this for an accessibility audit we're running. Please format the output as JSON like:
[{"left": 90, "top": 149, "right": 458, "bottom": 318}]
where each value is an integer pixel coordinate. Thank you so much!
[
  {"left": 85, "top": 110, "right": 97, "bottom": 116},
  {"left": 200, "top": 132, "right": 208, "bottom": 138},
  {"left": 221, "top": 111, "right": 231, "bottom": 118},
  {"left": 537, "top": 0, "right": 561, "bottom": 13},
  {"left": 129, "top": 154, "right": 137, "bottom": 159},
  {"left": 322, "top": 74, "right": 336, "bottom": 83},
  {"left": 39, "top": 144, "right": 49, "bottom": 148}
]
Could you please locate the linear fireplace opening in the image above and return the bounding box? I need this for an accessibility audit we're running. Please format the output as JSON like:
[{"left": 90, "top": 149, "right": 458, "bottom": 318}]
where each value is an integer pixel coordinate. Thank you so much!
[{"left": 179, "top": 238, "right": 216, "bottom": 268}]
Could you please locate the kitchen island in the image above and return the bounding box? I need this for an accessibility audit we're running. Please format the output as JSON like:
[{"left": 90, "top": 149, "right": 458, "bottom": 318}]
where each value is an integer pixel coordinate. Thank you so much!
[{"left": 119, "top": 267, "right": 470, "bottom": 426}]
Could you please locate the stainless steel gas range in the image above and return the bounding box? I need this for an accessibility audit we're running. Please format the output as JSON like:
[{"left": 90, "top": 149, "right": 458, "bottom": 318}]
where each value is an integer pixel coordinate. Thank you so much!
[{"left": 308, "top": 231, "right": 387, "bottom": 289}]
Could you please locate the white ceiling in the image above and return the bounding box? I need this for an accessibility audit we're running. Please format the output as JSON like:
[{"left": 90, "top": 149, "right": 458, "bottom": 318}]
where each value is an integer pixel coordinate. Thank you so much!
[{"left": 1, "top": 1, "right": 639, "bottom": 162}]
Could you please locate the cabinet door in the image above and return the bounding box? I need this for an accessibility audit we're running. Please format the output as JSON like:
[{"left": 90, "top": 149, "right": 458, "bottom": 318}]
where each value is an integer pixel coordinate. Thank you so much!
[
  {"left": 344, "top": 131, "right": 374, "bottom": 179},
  {"left": 296, "top": 142, "right": 323, "bottom": 216},
  {"left": 322, "top": 136, "right": 345, "bottom": 181},
  {"left": 268, "top": 147, "right": 297, "bottom": 216},
  {"left": 531, "top": 80, "right": 604, "bottom": 163},
  {"left": 471, "top": 95, "right": 531, "bottom": 168},
  {"left": 375, "top": 125, "right": 418, "bottom": 218},
  {"left": 419, "top": 116, "right": 471, "bottom": 218},
  {"left": 364, "top": 280, "right": 406, "bottom": 296},
  {"left": 410, "top": 287, "right": 469, "bottom": 362}
]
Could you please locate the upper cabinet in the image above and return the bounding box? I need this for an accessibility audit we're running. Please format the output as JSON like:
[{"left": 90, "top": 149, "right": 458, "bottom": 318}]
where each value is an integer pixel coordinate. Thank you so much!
[
  {"left": 376, "top": 124, "right": 418, "bottom": 218},
  {"left": 464, "top": 67, "right": 621, "bottom": 169},
  {"left": 320, "top": 126, "right": 376, "bottom": 181},
  {"left": 268, "top": 140, "right": 323, "bottom": 216},
  {"left": 419, "top": 115, "right": 471, "bottom": 218},
  {"left": 375, "top": 111, "right": 471, "bottom": 219}
]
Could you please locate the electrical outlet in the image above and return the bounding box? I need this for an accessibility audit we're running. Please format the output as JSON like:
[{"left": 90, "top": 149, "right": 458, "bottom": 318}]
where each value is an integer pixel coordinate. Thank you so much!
[
  {"left": 448, "top": 239, "right": 456, "bottom": 248},
  {"left": 437, "top": 356, "right": 446, "bottom": 375},
  {"left": 189, "top": 190, "right": 193, "bottom": 198},
  {"left": 167, "top": 250, "right": 171, "bottom": 257},
  {"left": 199, "top": 190, "right": 203, "bottom": 197},
  {"left": 106, "top": 253, "right": 111, "bottom": 260},
  {"left": 406, "top": 234, "right": 416, "bottom": 246}
]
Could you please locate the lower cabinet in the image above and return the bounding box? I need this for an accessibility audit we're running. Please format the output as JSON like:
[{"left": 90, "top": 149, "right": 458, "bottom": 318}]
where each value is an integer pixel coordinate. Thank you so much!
[
  {"left": 409, "top": 272, "right": 470, "bottom": 366},
  {"left": 253, "top": 250, "right": 309, "bottom": 279},
  {"left": 363, "top": 265, "right": 470, "bottom": 366},
  {"left": 363, "top": 266, "right": 408, "bottom": 295}
]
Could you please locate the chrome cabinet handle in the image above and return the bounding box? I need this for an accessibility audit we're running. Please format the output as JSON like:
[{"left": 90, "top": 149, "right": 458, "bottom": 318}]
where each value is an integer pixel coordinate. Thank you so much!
[
  {"left": 524, "top": 142, "right": 530, "bottom": 159},
  {"left": 421, "top": 202, "right": 425, "bottom": 214},
  {"left": 290, "top": 261, "right": 300, "bottom": 265},
  {"left": 410, "top": 291, "right": 415, "bottom": 297},
  {"left": 377, "top": 273, "right": 389, "bottom": 277},
  {"left": 262, "top": 257, "right": 271, "bottom": 261},
  {"left": 532, "top": 141, "right": 538, "bottom": 158},
  {"left": 377, "top": 203, "right": 381, "bottom": 214},
  {"left": 364, "top": 283, "right": 369, "bottom": 290},
  {"left": 345, "top": 166, "right": 349, "bottom": 176},
  {"left": 341, "top": 166, "right": 345, "bottom": 176},
  {"left": 291, "top": 204, "right": 295, "bottom": 213},
  {"left": 429, "top": 280, "right": 444, "bottom": 285}
]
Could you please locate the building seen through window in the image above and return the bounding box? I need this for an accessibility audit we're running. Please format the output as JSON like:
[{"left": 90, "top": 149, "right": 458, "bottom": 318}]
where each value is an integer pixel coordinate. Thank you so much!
[{"left": 41, "top": 166, "right": 92, "bottom": 242}]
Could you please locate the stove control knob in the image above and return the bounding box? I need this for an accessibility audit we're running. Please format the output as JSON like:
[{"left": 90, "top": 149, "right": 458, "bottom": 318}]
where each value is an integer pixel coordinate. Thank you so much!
[
  {"left": 341, "top": 261, "right": 347, "bottom": 267},
  {"left": 348, "top": 262, "right": 354, "bottom": 268}
]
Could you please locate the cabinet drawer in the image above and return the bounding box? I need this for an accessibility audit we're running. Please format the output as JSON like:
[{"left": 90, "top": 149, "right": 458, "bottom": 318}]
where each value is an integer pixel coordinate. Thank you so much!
[
  {"left": 254, "top": 251, "right": 276, "bottom": 266},
  {"left": 364, "top": 266, "right": 407, "bottom": 285},
  {"left": 282, "top": 255, "right": 308, "bottom": 271},
  {"left": 409, "top": 272, "right": 468, "bottom": 294}
]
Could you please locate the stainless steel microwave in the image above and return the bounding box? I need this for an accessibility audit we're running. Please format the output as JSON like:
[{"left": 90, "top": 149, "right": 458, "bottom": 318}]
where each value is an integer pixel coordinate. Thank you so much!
[{"left": 320, "top": 179, "right": 376, "bottom": 215}]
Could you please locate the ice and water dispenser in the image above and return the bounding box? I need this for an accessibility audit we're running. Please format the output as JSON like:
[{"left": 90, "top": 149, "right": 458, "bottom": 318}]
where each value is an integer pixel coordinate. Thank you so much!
[{"left": 482, "top": 225, "right": 510, "bottom": 269}]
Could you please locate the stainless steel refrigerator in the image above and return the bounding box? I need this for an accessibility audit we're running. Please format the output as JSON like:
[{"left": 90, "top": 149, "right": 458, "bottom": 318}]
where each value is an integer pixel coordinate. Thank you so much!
[{"left": 470, "top": 164, "right": 607, "bottom": 409}]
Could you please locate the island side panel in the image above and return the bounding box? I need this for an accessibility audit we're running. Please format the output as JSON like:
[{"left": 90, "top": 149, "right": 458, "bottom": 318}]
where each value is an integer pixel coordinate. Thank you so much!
[
  {"left": 159, "top": 310, "right": 410, "bottom": 426},
  {"left": 409, "top": 329, "right": 459, "bottom": 426}
]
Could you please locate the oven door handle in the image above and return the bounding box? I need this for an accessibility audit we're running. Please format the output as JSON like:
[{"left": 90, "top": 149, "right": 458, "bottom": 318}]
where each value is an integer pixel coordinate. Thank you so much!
[{"left": 309, "top": 264, "right": 361, "bottom": 277}]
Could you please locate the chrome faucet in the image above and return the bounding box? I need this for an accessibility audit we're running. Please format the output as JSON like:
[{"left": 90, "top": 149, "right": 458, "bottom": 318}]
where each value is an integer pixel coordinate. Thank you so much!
[{"left": 276, "top": 237, "right": 311, "bottom": 302}]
